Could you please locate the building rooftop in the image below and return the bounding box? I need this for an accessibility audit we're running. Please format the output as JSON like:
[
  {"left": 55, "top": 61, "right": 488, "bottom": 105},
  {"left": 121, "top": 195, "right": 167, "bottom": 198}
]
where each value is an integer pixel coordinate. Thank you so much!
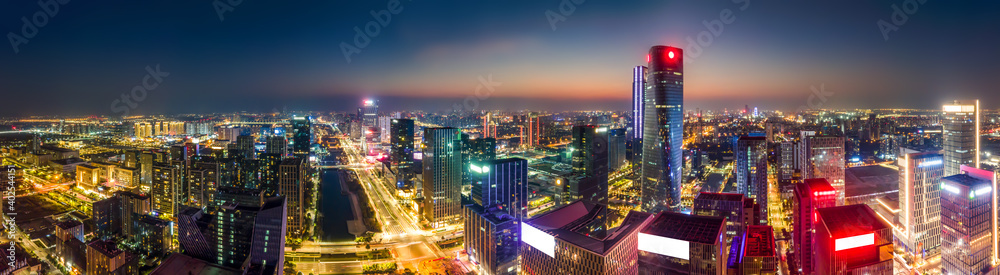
[
  {"left": 942, "top": 174, "right": 989, "bottom": 187},
  {"left": 151, "top": 253, "right": 241, "bottom": 275},
  {"left": 526, "top": 201, "right": 653, "bottom": 255},
  {"left": 55, "top": 220, "right": 82, "bottom": 230},
  {"left": 742, "top": 226, "right": 776, "bottom": 257},
  {"left": 817, "top": 204, "right": 889, "bottom": 239},
  {"left": 844, "top": 165, "right": 898, "bottom": 198},
  {"left": 694, "top": 192, "right": 744, "bottom": 202},
  {"left": 640, "top": 211, "right": 726, "bottom": 245},
  {"left": 51, "top": 157, "right": 87, "bottom": 166},
  {"left": 76, "top": 163, "right": 97, "bottom": 170},
  {"left": 87, "top": 239, "right": 126, "bottom": 258}
]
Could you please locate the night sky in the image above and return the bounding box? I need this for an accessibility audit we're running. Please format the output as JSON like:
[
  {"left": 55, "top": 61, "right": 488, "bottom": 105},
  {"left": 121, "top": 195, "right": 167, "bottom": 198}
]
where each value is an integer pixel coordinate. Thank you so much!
[{"left": 2, "top": 1, "right": 1000, "bottom": 115}]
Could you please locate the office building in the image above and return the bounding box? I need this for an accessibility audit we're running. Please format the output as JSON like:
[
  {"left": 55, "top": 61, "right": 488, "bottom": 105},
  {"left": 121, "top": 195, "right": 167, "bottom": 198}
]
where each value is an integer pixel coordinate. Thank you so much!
[
  {"left": 726, "top": 225, "right": 778, "bottom": 275},
  {"left": 940, "top": 173, "right": 992, "bottom": 274},
  {"left": 470, "top": 158, "right": 528, "bottom": 219},
  {"left": 630, "top": 65, "right": 646, "bottom": 157},
  {"left": 569, "top": 125, "right": 610, "bottom": 207},
  {"left": 897, "top": 147, "right": 944, "bottom": 258},
  {"left": 291, "top": 116, "right": 311, "bottom": 158},
  {"left": 279, "top": 157, "right": 305, "bottom": 236},
  {"left": 422, "top": 128, "right": 463, "bottom": 228},
  {"left": 942, "top": 100, "right": 981, "bottom": 176},
  {"left": 641, "top": 45, "right": 684, "bottom": 212},
  {"left": 961, "top": 166, "right": 1000, "bottom": 265},
  {"left": 390, "top": 118, "right": 415, "bottom": 187},
  {"left": 814, "top": 205, "right": 893, "bottom": 274},
  {"left": 637, "top": 211, "right": 727, "bottom": 274},
  {"left": 86, "top": 239, "right": 139, "bottom": 275},
  {"left": 360, "top": 99, "right": 379, "bottom": 127},
  {"left": 608, "top": 128, "right": 627, "bottom": 172},
  {"left": 793, "top": 178, "right": 837, "bottom": 275},
  {"left": 800, "top": 134, "right": 846, "bottom": 205},
  {"left": 735, "top": 136, "right": 767, "bottom": 224},
  {"left": 249, "top": 197, "right": 287, "bottom": 274},
  {"left": 519, "top": 201, "right": 653, "bottom": 275},
  {"left": 464, "top": 204, "right": 519, "bottom": 275},
  {"left": 236, "top": 135, "right": 255, "bottom": 159},
  {"left": 693, "top": 192, "right": 746, "bottom": 243}
]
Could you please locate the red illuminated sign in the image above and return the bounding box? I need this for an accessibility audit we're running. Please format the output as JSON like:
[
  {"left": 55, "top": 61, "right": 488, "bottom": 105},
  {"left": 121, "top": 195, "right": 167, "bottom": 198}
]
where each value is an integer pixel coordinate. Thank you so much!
[{"left": 835, "top": 233, "right": 874, "bottom": 251}]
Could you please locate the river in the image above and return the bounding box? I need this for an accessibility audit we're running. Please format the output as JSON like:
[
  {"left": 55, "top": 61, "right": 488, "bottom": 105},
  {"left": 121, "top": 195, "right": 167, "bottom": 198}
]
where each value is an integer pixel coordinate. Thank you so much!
[{"left": 315, "top": 167, "right": 356, "bottom": 242}]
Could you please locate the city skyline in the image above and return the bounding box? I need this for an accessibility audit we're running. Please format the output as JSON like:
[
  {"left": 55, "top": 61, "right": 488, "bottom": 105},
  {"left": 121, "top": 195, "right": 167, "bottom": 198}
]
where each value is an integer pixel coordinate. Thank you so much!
[{"left": 4, "top": 2, "right": 1000, "bottom": 115}]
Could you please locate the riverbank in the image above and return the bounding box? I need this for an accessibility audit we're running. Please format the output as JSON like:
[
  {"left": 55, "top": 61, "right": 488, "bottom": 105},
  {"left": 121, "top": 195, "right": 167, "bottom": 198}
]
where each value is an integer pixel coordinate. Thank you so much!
[{"left": 338, "top": 170, "right": 368, "bottom": 236}]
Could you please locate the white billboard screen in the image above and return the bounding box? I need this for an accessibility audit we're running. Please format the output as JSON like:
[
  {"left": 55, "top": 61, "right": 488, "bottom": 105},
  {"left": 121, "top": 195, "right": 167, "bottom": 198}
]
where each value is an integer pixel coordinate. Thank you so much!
[
  {"left": 638, "top": 233, "right": 689, "bottom": 260},
  {"left": 521, "top": 223, "right": 555, "bottom": 257}
]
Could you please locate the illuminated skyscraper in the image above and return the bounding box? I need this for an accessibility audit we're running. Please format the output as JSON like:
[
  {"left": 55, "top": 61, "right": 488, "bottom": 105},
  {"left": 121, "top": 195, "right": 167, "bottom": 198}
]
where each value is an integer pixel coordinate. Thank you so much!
[
  {"left": 422, "top": 128, "right": 463, "bottom": 228},
  {"left": 608, "top": 128, "right": 627, "bottom": 172},
  {"left": 391, "top": 119, "right": 415, "bottom": 188},
  {"left": 290, "top": 116, "right": 311, "bottom": 158},
  {"left": 358, "top": 99, "right": 379, "bottom": 127},
  {"left": 279, "top": 157, "right": 305, "bottom": 236},
  {"left": 942, "top": 100, "right": 980, "bottom": 176},
  {"left": 940, "top": 173, "right": 991, "bottom": 275},
  {"left": 629, "top": 66, "right": 646, "bottom": 169},
  {"left": 961, "top": 166, "right": 1000, "bottom": 265},
  {"left": 793, "top": 178, "right": 837, "bottom": 275},
  {"left": 799, "top": 134, "right": 846, "bottom": 205},
  {"left": 693, "top": 192, "right": 746, "bottom": 243},
  {"left": 464, "top": 158, "right": 528, "bottom": 275},
  {"left": 736, "top": 136, "right": 767, "bottom": 224},
  {"left": 641, "top": 45, "right": 684, "bottom": 212},
  {"left": 897, "top": 147, "right": 943, "bottom": 258}
]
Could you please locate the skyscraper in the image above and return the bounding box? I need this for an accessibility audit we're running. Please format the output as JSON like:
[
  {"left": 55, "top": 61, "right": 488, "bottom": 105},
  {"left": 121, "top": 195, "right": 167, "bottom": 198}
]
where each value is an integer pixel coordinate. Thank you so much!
[
  {"left": 360, "top": 99, "right": 379, "bottom": 128},
  {"left": 422, "top": 128, "right": 463, "bottom": 228},
  {"left": 152, "top": 163, "right": 179, "bottom": 218},
  {"left": 569, "top": 125, "right": 609, "bottom": 205},
  {"left": 464, "top": 158, "right": 528, "bottom": 275},
  {"left": 290, "top": 116, "right": 311, "bottom": 158},
  {"left": 942, "top": 100, "right": 980, "bottom": 176},
  {"left": 264, "top": 136, "right": 287, "bottom": 156},
  {"left": 692, "top": 192, "right": 746, "bottom": 243},
  {"left": 608, "top": 128, "right": 627, "bottom": 172},
  {"left": 236, "top": 135, "right": 255, "bottom": 159},
  {"left": 279, "top": 157, "right": 305, "bottom": 236},
  {"left": 641, "top": 45, "right": 684, "bottom": 212},
  {"left": 897, "top": 147, "right": 944, "bottom": 258},
  {"left": 800, "top": 134, "right": 846, "bottom": 205},
  {"left": 940, "top": 173, "right": 992, "bottom": 275},
  {"left": 390, "top": 118, "right": 414, "bottom": 187},
  {"left": 735, "top": 136, "right": 767, "bottom": 224},
  {"left": 249, "top": 197, "right": 287, "bottom": 274},
  {"left": 629, "top": 66, "right": 646, "bottom": 171},
  {"left": 961, "top": 166, "right": 1000, "bottom": 265},
  {"left": 522, "top": 112, "right": 540, "bottom": 149},
  {"left": 793, "top": 178, "right": 837, "bottom": 275}
]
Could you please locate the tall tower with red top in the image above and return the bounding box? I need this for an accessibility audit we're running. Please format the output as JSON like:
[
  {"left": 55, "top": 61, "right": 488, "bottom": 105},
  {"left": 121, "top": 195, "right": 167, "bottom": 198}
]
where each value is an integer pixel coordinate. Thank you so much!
[{"left": 640, "top": 45, "right": 684, "bottom": 212}]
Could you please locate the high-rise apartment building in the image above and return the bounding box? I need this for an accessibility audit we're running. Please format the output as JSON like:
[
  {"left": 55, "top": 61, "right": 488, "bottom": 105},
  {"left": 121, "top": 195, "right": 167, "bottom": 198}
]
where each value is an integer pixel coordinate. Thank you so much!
[
  {"left": 736, "top": 136, "right": 767, "bottom": 224},
  {"left": 641, "top": 45, "right": 684, "bottom": 212},
  {"left": 942, "top": 100, "right": 980, "bottom": 176},
  {"left": 793, "top": 179, "right": 837, "bottom": 275},
  {"left": 151, "top": 163, "right": 179, "bottom": 218},
  {"left": 422, "top": 128, "right": 463, "bottom": 228}
]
